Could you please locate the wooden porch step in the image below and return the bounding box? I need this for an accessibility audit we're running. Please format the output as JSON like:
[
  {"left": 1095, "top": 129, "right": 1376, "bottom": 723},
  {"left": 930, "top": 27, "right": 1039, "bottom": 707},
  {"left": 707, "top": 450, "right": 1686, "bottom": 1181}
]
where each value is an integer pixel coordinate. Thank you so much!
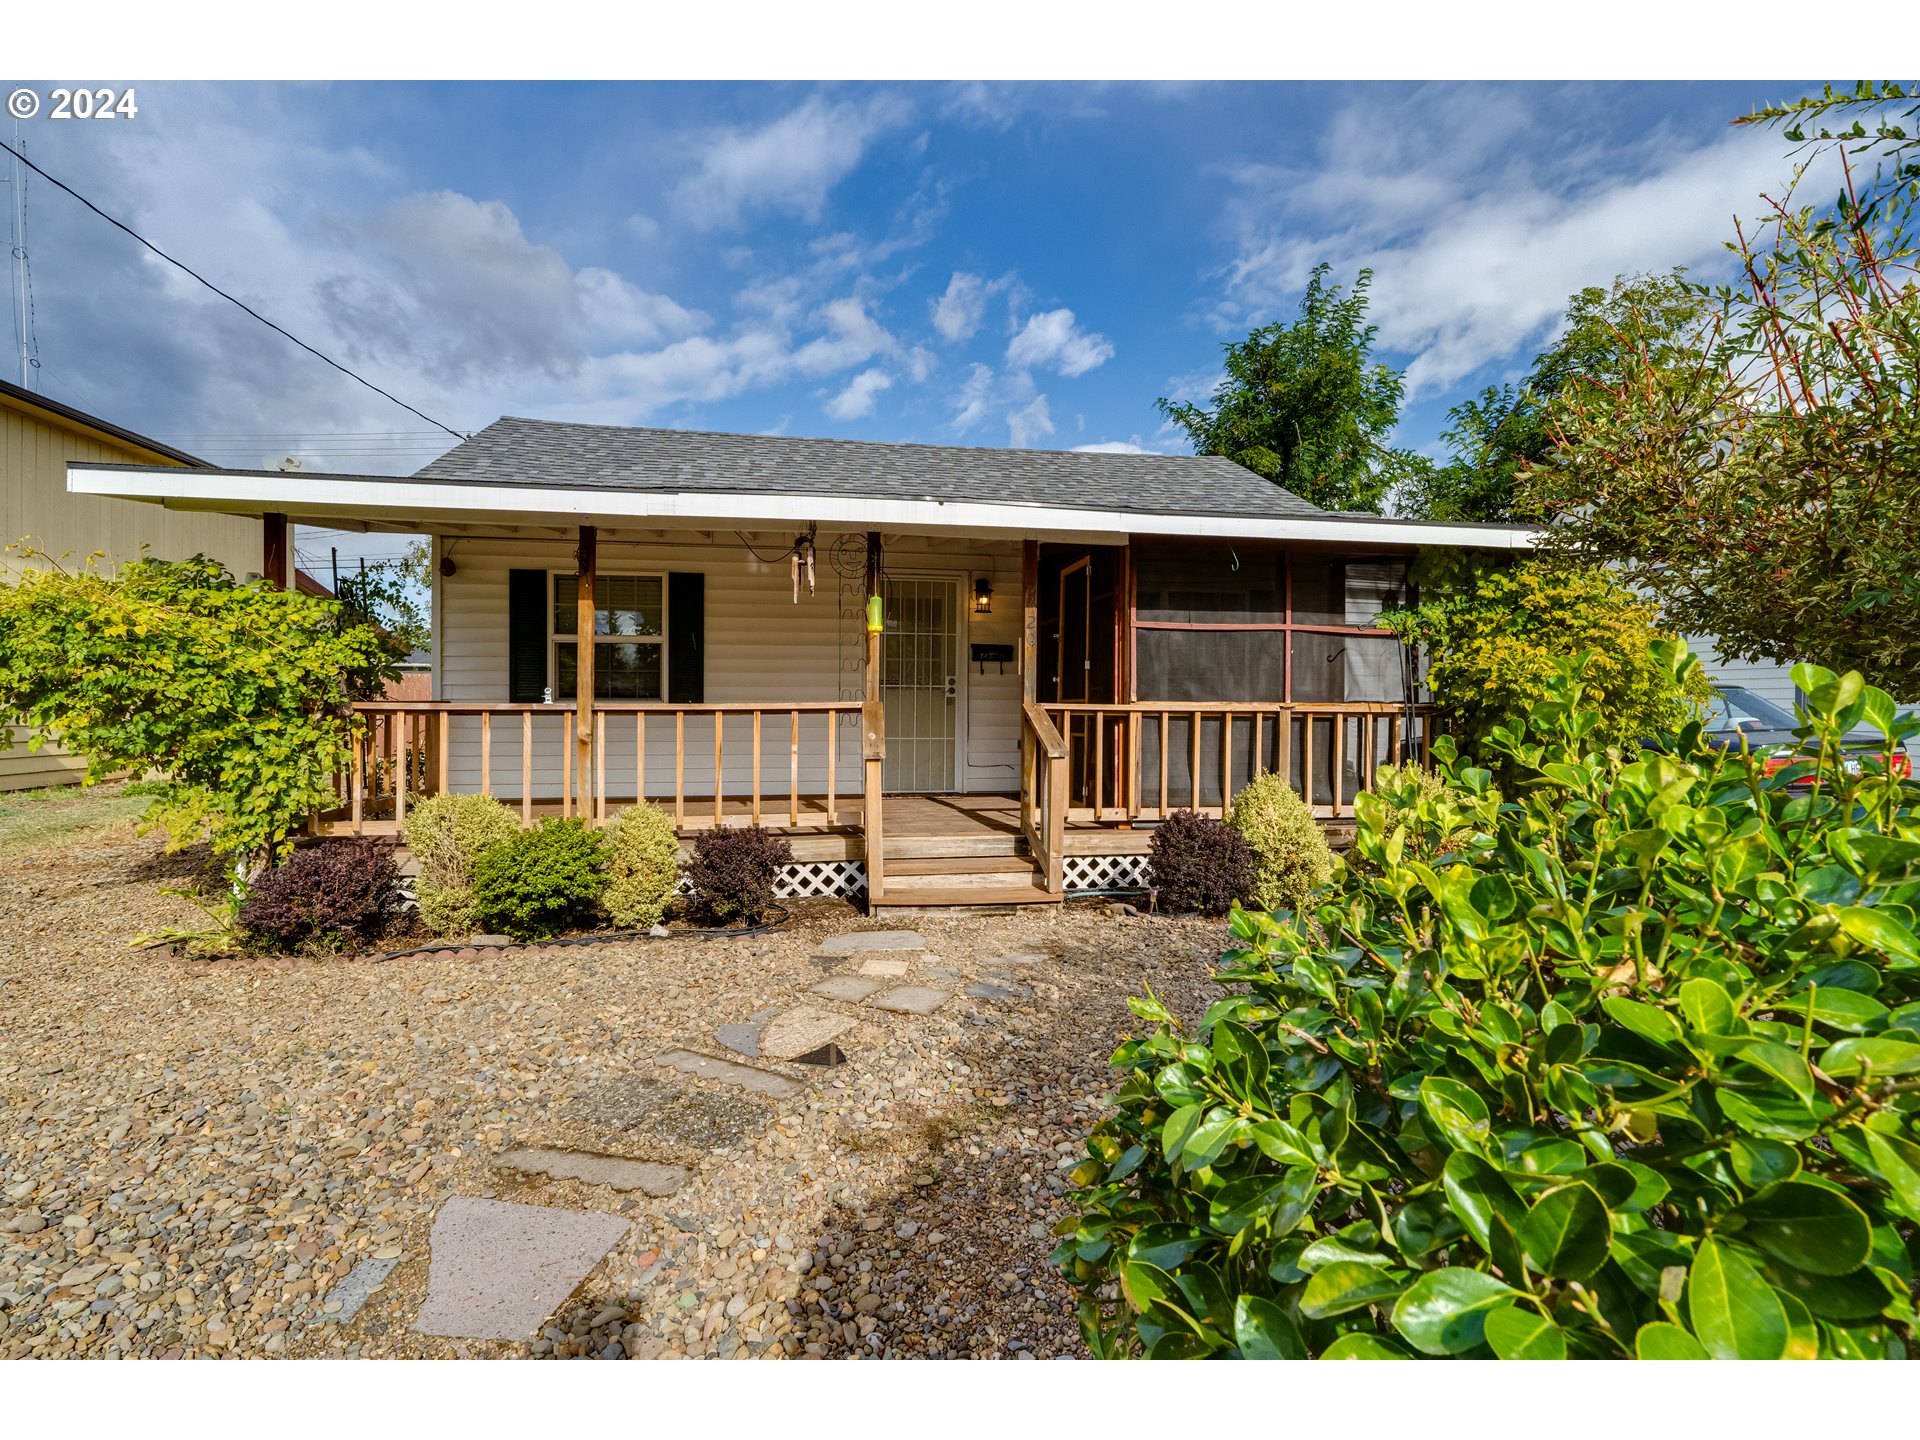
[
  {"left": 884, "top": 856, "right": 1035, "bottom": 876},
  {"left": 881, "top": 833, "right": 1024, "bottom": 860},
  {"left": 872, "top": 883, "right": 1062, "bottom": 908}
]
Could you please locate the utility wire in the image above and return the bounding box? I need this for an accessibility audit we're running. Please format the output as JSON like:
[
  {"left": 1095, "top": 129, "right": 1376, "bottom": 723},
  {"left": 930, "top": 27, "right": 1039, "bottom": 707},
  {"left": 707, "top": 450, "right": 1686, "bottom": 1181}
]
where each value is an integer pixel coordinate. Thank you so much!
[{"left": 0, "top": 138, "right": 466, "bottom": 441}]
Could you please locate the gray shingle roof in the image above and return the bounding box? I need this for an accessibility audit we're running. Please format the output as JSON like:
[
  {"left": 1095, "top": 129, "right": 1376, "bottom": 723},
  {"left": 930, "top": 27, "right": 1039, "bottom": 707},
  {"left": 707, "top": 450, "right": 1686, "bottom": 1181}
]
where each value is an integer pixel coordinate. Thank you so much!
[{"left": 412, "top": 417, "right": 1323, "bottom": 519}]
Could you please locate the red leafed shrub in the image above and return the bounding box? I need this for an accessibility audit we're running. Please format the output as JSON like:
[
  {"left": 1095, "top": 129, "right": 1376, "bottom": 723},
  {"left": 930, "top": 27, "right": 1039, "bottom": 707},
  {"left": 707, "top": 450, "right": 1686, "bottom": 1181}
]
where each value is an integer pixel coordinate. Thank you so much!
[
  {"left": 1149, "top": 809, "right": 1256, "bottom": 917},
  {"left": 238, "top": 838, "right": 403, "bottom": 951},
  {"left": 684, "top": 825, "right": 793, "bottom": 925}
]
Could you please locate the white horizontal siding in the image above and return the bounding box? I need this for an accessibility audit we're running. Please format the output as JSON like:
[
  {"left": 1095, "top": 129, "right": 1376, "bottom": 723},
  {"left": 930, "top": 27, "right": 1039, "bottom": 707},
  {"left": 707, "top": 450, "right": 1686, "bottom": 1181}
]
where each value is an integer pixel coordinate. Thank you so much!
[{"left": 435, "top": 531, "right": 1021, "bottom": 801}]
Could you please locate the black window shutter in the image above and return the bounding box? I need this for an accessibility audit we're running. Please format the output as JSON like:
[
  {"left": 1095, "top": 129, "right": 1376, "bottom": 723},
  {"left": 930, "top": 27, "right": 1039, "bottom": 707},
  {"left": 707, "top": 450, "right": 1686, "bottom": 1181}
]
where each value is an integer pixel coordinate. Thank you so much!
[
  {"left": 507, "top": 569, "right": 548, "bottom": 703},
  {"left": 667, "top": 571, "right": 704, "bottom": 703}
]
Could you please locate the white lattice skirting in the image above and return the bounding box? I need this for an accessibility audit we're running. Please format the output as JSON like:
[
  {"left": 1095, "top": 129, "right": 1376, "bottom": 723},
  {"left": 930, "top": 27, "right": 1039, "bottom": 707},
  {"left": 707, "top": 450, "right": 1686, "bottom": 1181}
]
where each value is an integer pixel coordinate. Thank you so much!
[
  {"left": 1064, "top": 854, "right": 1153, "bottom": 893},
  {"left": 775, "top": 860, "right": 868, "bottom": 900},
  {"left": 673, "top": 860, "right": 868, "bottom": 901}
]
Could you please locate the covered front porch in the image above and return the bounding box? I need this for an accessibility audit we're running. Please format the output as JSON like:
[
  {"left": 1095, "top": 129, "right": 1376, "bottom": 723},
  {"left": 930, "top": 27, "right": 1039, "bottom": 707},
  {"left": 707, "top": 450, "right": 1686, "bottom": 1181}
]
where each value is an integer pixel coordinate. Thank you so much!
[{"left": 68, "top": 422, "right": 1520, "bottom": 909}]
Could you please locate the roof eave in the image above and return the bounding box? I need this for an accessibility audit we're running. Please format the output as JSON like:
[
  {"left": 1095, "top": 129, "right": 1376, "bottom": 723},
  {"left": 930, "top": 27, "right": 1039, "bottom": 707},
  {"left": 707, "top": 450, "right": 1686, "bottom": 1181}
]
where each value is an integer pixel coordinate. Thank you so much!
[{"left": 67, "top": 462, "right": 1538, "bottom": 550}]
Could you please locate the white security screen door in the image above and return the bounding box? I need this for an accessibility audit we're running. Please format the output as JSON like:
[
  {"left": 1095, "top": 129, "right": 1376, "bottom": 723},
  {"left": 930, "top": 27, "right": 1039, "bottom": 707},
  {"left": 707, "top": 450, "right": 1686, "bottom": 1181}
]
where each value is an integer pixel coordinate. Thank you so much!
[{"left": 881, "top": 576, "right": 958, "bottom": 791}]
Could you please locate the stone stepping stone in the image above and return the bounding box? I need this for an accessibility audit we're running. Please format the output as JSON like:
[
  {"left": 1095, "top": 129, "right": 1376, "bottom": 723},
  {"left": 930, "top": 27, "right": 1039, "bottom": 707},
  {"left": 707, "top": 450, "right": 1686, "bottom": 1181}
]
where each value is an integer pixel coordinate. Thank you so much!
[
  {"left": 654, "top": 1049, "right": 803, "bottom": 1101},
  {"left": 868, "top": 985, "right": 953, "bottom": 1016},
  {"left": 413, "top": 1196, "right": 628, "bottom": 1342},
  {"left": 715, "top": 1007, "right": 778, "bottom": 1059},
  {"left": 759, "top": 1007, "right": 858, "bottom": 1061},
  {"left": 965, "top": 980, "right": 1032, "bottom": 1002},
  {"left": 858, "top": 956, "right": 911, "bottom": 978},
  {"left": 571, "top": 1074, "right": 771, "bottom": 1149},
  {"left": 320, "top": 1256, "right": 397, "bottom": 1323},
  {"left": 810, "top": 974, "right": 886, "bottom": 1003},
  {"left": 496, "top": 1147, "right": 689, "bottom": 1197},
  {"left": 819, "top": 929, "right": 926, "bottom": 955}
]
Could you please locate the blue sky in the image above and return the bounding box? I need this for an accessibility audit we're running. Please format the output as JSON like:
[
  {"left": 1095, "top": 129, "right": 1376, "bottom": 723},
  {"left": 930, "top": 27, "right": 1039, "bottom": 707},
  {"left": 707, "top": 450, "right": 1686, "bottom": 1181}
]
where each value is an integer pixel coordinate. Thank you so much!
[{"left": 7, "top": 79, "right": 1818, "bottom": 490}]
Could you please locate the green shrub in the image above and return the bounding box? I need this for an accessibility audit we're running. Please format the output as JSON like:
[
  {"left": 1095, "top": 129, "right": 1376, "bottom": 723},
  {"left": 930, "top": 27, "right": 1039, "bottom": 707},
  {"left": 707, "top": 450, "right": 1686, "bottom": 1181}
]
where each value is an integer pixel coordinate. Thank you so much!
[
  {"left": 470, "top": 818, "right": 609, "bottom": 941},
  {"left": 237, "top": 838, "right": 402, "bottom": 952},
  {"left": 1384, "top": 560, "right": 1710, "bottom": 768},
  {"left": 403, "top": 792, "right": 523, "bottom": 936},
  {"left": 604, "top": 802, "right": 682, "bottom": 930},
  {"left": 1055, "top": 644, "right": 1920, "bottom": 1360},
  {"left": 1226, "top": 771, "right": 1333, "bottom": 914},
  {"left": 1365, "top": 760, "right": 1479, "bottom": 860},
  {"left": 1149, "top": 810, "right": 1257, "bottom": 918},
  {"left": 684, "top": 825, "right": 792, "bottom": 925}
]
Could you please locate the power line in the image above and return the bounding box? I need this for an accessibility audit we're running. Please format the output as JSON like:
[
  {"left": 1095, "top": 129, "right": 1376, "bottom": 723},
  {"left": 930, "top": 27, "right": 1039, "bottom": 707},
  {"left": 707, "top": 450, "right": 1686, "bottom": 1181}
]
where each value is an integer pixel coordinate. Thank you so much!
[{"left": 0, "top": 138, "right": 467, "bottom": 441}]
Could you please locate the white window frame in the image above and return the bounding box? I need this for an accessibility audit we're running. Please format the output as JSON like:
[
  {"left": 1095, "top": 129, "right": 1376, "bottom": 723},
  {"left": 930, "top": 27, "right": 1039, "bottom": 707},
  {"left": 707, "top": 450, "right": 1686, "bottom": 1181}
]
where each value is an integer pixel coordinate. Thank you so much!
[{"left": 549, "top": 569, "right": 668, "bottom": 701}]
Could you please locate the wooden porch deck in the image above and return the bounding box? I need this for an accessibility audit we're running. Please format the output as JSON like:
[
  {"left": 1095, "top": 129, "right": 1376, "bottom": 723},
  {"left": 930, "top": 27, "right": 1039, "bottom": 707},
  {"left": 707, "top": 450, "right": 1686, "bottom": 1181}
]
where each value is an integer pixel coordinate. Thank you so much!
[{"left": 316, "top": 789, "right": 1150, "bottom": 863}]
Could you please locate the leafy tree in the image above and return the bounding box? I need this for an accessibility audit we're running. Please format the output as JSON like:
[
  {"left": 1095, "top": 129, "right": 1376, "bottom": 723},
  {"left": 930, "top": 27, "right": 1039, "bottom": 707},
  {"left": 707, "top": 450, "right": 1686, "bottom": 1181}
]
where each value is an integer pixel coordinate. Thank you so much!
[
  {"left": 0, "top": 553, "right": 393, "bottom": 863},
  {"left": 1055, "top": 649, "right": 1920, "bottom": 1360},
  {"left": 1525, "top": 85, "right": 1920, "bottom": 699},
  {"left": 1383, "top": 560, "right": 1709, "bottom": 765},
  {"left": 1159, "top": 265, "right": 1418, "bottom": 513},
  {"left": 1400, "top": 271, "right": 1703, "bottom": 523},
  {"left": 333, "top": 548, "right": 430, "bottom": 697}
]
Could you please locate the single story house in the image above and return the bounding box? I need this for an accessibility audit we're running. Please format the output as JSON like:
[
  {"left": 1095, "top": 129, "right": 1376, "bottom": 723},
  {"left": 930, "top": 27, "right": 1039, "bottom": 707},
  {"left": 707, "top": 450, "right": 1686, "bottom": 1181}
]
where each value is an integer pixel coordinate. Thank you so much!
[
  {"left": 2, "top": 378, "right": 259, "bottom": 790},
  {"left": 69, "top": 419, "right": 1532, "bottom": 908}
]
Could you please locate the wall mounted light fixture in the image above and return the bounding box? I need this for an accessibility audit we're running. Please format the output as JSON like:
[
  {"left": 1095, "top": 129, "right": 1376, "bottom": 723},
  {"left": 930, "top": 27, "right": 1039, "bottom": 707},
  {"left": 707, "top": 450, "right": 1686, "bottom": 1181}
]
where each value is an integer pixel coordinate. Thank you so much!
[{"left": 973, "top": 577, "right": 994, "bottom": 615}]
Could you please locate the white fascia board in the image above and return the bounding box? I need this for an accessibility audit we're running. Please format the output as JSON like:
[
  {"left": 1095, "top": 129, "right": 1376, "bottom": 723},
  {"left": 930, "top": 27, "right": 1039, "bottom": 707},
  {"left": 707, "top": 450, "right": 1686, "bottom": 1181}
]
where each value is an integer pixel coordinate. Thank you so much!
[{"left": 68, "top": 465, "right": 1537, "bottom": 550}]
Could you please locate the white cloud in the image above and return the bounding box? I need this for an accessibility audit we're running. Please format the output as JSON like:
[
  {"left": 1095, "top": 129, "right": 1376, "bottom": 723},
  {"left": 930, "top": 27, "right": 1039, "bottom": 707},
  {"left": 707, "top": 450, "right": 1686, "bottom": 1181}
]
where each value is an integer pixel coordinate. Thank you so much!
[
  {"left": 1214, "top": 85, "right": 1843, "bottom": 395},
  {"left": 791, "top": 295, "right": 898, "bottom": 376},
  {"left": 904, "top": 346, "right": 937, "bottom": 383},
  {"left": 576, "top": 267, "right": 707, "bottom": 348},
  {"left": 673, "top": 94, "right": 911, "bottom": 230},
  {"left": 932, "top": 271, "right": 988, "bottom": 341},
  {"left": 823, "top": 367, "right": 894, "bottom": 421},
  {"left": 1072, "top": 438, "right": 1158, "bottom": 454},
  {"left": 1007, "top": 394, "right": 1053, "bottom": 449},
  {"left": 949, "top": 362, "right": 998, "bottom": 433},
  {"left": 1006, "top": 307, "right": 1115, "bottom": 378}
]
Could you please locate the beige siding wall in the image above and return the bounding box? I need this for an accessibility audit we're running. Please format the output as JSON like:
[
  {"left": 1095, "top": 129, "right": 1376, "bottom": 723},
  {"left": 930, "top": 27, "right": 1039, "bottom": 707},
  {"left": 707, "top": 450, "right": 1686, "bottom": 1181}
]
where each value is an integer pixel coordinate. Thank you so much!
[
  {"left": 437, "top": 531, "right": 1022, "bottom": 799},
  {"left": 2, "top": 400, "right": 261, "bottom": 790}
]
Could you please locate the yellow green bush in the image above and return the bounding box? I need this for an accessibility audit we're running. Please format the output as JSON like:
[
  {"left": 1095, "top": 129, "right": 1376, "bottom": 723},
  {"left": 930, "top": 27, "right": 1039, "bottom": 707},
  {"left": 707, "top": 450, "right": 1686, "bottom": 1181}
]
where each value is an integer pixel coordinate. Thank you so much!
[
  {"left": 1225, "top": 771, "right": 1333, "bottom": 914},
  {"left": 402, "top": 792, "right": 523, "bottom": 936},
  {"left": 1384, "top": 561, "right": 1709, "bottom": 766},
  {"left": 604, "top": 802, "right": 682, "bottom": 930}
]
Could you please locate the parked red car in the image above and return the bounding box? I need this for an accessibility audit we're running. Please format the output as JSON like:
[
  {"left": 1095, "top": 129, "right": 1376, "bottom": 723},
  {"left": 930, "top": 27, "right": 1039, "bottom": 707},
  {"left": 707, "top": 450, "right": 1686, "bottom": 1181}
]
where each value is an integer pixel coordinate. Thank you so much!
[{"left": 1701, "top": 685, "right": 1912, "bottom": 782}]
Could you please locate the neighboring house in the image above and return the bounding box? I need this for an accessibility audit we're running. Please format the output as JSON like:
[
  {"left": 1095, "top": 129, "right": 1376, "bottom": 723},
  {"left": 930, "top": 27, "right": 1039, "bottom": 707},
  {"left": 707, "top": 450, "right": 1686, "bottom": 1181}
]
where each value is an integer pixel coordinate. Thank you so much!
[
  {"left": 70, "top": 418, "right": 1532, "bottom": 908},
  {"left": 1, "top": 379, "right": 260, "bottom": 790}
]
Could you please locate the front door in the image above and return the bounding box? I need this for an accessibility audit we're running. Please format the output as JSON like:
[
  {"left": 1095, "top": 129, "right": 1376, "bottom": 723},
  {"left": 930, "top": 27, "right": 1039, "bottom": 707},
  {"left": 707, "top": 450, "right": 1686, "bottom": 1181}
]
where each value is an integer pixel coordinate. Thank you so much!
[{"left": 881, "top": 576, "right": 958, "bottom": 792}]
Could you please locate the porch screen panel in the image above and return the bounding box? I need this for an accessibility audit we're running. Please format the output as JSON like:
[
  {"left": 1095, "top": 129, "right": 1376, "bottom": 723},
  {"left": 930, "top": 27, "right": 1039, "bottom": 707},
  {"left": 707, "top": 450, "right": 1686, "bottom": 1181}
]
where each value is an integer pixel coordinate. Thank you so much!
[
  {"left": 1136, "top": 629, "right": 1286, "bottom": 703},
  {"left": 1288, "top": 632, "right": 1406, "bottom": 702},
  {"left": 1134, "top": 551, "right": 1285, "bottom": 624}
]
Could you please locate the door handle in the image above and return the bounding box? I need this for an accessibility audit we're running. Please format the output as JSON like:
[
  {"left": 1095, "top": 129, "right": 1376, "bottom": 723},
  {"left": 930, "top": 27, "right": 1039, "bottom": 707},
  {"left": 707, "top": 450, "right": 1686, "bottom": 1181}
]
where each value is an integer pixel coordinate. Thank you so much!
[{"left": 945, "top": 676, "right": 956, "bottom": 701}]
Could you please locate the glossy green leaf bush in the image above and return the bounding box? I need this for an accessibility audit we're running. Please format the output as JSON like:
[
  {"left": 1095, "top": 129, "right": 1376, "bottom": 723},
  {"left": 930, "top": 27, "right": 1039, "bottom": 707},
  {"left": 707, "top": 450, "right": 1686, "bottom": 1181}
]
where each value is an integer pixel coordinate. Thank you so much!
[
  {"left": 470, "top": 818, "right": 609, "bottom": 941},
  {"left": 1056, "top": 645, "right": 1920, "bottom": 1359}
]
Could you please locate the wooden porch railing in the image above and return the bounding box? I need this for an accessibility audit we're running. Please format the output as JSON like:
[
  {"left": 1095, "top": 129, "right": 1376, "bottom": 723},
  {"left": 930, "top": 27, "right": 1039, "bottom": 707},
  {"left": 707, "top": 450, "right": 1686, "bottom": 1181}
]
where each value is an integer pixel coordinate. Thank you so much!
[
  {"left": 1021, "top": 700, "right": 1068, "bottom": 893},
  {"left": 1043, "top": 701, "right": 1436, "bottom": 824},
  {"left": 321, "top": 700, "right": 866, "bottom": 837}
]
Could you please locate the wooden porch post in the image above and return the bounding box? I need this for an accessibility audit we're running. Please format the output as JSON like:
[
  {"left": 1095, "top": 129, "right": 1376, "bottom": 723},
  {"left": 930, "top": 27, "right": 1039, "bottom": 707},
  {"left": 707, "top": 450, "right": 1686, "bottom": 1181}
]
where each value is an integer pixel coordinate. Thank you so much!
[
  {"left": 262, "top": 513, "right": 289, "bottom": 589},
  {"left": 1020, "top": 539, "right": 1039, "bottom": 839},
  {"left": 575, "top": 524, "right": 597, "bottom": 823},
  {"left": 863, "top": 531, "right": 886, "bottom": 902}
]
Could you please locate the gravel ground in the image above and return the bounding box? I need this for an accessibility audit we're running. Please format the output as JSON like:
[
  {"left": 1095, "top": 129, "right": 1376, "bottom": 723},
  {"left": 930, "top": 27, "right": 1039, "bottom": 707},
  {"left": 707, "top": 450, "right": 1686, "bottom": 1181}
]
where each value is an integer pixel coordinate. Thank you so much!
[{"left": 0, "top": 791, "right": 1229, "bottom": 1359}]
